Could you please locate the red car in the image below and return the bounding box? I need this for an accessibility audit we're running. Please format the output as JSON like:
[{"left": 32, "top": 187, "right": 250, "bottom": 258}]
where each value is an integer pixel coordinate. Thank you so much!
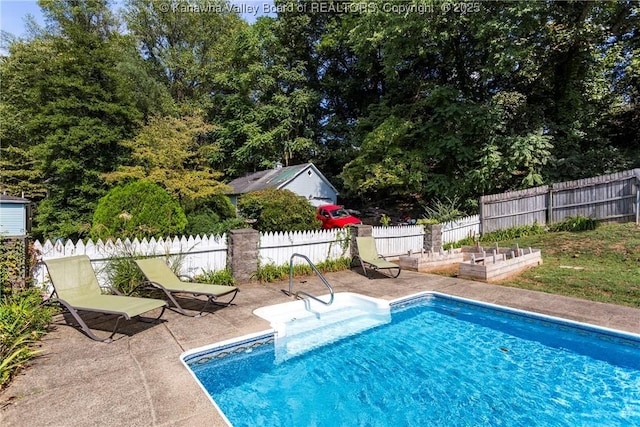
[{"left": 316, "top": 204, "right": 362, "bottom": 229}]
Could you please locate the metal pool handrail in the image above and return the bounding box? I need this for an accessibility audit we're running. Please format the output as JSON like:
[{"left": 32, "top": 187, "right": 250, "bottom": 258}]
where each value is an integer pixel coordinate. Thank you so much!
[{"left": 285, "top": 253, "right": 334, "bottom": 306}]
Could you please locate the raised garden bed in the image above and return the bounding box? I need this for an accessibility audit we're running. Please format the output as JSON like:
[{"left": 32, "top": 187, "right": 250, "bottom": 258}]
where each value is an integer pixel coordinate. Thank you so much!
[
  {"left": 399, "top": 249, "right": 466, "bottom": 272},
  {"left": 458, "top": 245, "right": 542, "bottom": 282},
  {"left": 399, "top": 243, "right": 542, "bottom": 282}
]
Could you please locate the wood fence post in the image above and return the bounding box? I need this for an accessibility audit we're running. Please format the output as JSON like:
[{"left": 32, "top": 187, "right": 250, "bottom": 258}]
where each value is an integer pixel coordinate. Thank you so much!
[
  {"left": 478, "top": 196, "right": 484, "bottom": 236},
  {"left": 547, "top": 187, "right": 554, "bottom": 226}
]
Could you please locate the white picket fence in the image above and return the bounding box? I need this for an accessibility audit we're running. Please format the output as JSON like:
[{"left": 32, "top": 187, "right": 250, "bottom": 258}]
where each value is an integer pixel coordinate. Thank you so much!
[
  {"left": 259, "top": 229, "right": 351, "bottom": 266},
  {"left": 372, "top": 225, "right": 425, "bottom": 257},
  {"left": 31, "top": 224, "right": 435, "bottom": 288},
  {"left": 441, "top": 215, "right": 480, "bottom": 244},
  {"left": 32, "top": 234, "right": 228, "bottom": 289}
]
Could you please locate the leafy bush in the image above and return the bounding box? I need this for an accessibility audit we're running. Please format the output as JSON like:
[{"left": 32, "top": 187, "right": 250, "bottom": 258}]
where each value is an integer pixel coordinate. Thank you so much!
[
  {"left": 549, "top": 216, "right": 598, "bottom": 232},
  {"left": 102, "top": 256, "right": 145, "bottom": 296},
  {"left": 195, "top": 269, "right": 235, "bottom": 286},
  {"left": 91, "top": 180, "right": 187, "bottom": 240},
  {"left": 255, "top": 257, "right": 352, "bottom": 283},
  {"left": 186, "top": 213, "right": 246, "bottom": 236},
  {"left": 185, "top": 210, "right": 222, "bottom": 235},
  {"left": 1, "top": 239, "right": 27, "bottom": 295},
  {"left": 422, "top": 196, "right": 465, "bottom": 223},
  {"left": 184, "top": 194, "right": 239, "bottom": 236},
  {"left": 0, "top": 288, "right": 53, "bottom": 388},
  {"left": 238, "top": 188, "right": 321, "bottom": 232},
  {"left": 480, "top": 222, "right": 547, "bottom": 241},
  {"left": 443, "top": 223, "right": 547, "bottom": 249}
]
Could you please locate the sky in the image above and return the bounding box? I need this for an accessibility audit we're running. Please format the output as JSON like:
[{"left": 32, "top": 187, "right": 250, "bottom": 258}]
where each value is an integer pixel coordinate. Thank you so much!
[
  {"left": 1, "top": 1, "right": 44, "bottom": 38},
  {"left": 0, "top": 0, "right": 269, "bottom": 40}
]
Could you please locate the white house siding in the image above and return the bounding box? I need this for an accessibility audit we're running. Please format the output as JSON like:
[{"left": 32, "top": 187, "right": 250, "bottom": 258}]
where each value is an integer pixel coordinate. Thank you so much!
[{"left": 283, "top": 168, "right": 337, "bottom": 206}]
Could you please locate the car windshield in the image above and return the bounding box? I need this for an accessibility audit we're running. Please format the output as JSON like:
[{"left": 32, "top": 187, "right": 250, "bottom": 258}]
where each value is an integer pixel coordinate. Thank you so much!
[{"left": 329, "top": 208, "right": 350, "bottom": 218}]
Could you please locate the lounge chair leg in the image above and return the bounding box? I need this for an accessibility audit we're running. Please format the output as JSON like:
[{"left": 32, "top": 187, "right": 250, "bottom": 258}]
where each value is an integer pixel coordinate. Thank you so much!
[
  {"left": 55, "top": 299, "right": 119, "bottom": 342},
  {"left": 137, "top": 306, "right": 167, "bottom": 322},
  {"left": 357, "top": 257, "right": 370, "bottom": 279},
  {"left": 147, "top": 285, "right": 191, "bottom": 317},
  {"left": 211, "top": 289, "right": 238, "bottom": 307}
]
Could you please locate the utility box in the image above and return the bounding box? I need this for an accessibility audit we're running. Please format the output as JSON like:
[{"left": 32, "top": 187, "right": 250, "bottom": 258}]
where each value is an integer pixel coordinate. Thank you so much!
[{"left": 0, "top": 194, "right": 31, "bottom": 236}]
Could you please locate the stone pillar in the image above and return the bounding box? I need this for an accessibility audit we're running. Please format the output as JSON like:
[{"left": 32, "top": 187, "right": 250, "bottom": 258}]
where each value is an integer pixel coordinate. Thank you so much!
[
  {"left": 228, "top": 228, "right": 259, "bottom": 283},
  {"left": 350, "top": 224, "right": 373, "bottom": 259},
  {"left": 424, "top": 224, "right": 442, "bottom": 253}
]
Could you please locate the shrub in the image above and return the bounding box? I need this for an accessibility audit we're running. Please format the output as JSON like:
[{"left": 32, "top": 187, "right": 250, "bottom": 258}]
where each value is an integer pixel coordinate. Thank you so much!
[
  {"left": 184, "top": 194, "right": 238, "bottom": 236},
  {"left": 186, "top": 213, "right": 246, "bottom": 237},
  {"left": 480, "top": 222, "right": 547, "bottom": 241},
  {"left": 0, "top": 288, "right": 53, "bottom": 388},
  {"left": 195, "top": 269, "right": 235, "bottom": 286},
  {"left": 238, "top": 188, "right": 321, "bottom": 232},
  {"left": 255, "top": 257, "right": 352, "bottom": 283},
  {"left": 185, "top": 210, "right": 222, "bottom": 236},
  {"left": 1, "top": 239, "right": 27, "bottom": 295},
  {"left": 102, "top": 256, "right": 145, "bottom": 296},
  {"left": 91, "top": 180, "right": 187, "bottom": 240},
  {"left": 549, "top": 216, "right": 598, "bottom": 232},
  {"left": 422, "top": 196, "right": 465, "bottom": 223}
]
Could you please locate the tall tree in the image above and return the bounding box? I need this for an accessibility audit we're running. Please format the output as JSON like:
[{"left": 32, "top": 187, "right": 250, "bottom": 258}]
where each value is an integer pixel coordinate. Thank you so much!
[
  {"left": 338, "top": 1, "right": 637, "bottom": 207},
  {"left": 210, "top": 16, "right": 320, "bottom": 176},
  {"left": 103, "top": 114, "right": 229, "bottom": 207},
  {"left": 1, "top": 0, "right": 142, "bottom": 239},
  {"left": 124, "top": 0, "right": 244, "bottom": 107}
]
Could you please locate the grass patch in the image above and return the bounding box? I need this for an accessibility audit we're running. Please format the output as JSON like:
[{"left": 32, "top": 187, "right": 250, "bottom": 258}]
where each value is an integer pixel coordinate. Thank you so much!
[
  {"left": 255, "top": 257, "right": 352, "bottom": 283},
  {"left": 473, "top": 222, "right": 640, "bottom": 308}
]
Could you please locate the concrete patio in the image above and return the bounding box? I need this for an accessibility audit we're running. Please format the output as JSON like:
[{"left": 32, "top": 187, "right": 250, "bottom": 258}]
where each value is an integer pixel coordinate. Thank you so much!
[{"left": 1, "top": 269, "right": 639, "bottom": 426}]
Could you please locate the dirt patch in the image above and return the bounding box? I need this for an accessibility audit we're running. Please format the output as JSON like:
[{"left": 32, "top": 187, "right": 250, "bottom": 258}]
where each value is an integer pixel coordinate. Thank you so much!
[{"left": 425, "top": 264, "right": 459, "bottom": 277}]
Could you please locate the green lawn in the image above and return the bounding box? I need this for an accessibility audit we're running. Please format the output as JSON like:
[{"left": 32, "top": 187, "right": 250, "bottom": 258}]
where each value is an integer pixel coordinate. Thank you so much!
[{"left": 475, "top": 223, "right": 640, "bottom": 308}]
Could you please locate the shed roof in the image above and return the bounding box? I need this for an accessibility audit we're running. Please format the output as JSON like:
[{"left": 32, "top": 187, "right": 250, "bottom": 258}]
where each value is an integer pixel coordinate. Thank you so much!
[
  {"left": 0, "top": 194, "right": 31, "bottom": 204},
  {"left": 226, "top": 163, "right": 338, "bottom": 195}
]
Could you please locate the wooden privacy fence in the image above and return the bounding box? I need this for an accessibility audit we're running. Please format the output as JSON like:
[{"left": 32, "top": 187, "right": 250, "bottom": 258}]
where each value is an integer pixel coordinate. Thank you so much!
[{"left": 479, "top": 169, "right": 640, "bottom": 233}]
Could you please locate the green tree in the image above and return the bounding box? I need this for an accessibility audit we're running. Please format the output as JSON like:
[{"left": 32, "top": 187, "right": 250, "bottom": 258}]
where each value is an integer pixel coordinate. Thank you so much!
[
  {"left": 210, "top": 16, "right": 320, "bottom": 176},
  {"left": 103, "top": 114, "right": 229, "bottom": 206},
  {"left": 1, "top": 1, "right": 143, "bottom": 239},
  {"left": 124, "top": 0, "right": 244, "bottom": 106},
  {"left": 237, "top": 188, "right": 321, "bottom": 232},
  {"left": 91, "top": 180, "right": 187, "bottom": 239},
  {"left": 337, "top": 1, "right": 637, "bottom": 207}
]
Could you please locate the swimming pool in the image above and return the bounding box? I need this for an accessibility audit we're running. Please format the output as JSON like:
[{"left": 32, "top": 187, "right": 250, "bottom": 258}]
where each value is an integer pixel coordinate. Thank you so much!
[{"left": 182, "top": 292, "right": 640, "bottom": 426}]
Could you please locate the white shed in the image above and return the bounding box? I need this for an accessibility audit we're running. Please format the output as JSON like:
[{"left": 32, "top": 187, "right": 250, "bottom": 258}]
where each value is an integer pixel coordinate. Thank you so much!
[
  {"left": 0, "top": 194, "right": 31, "bottom": 236},
  {"left": 226, "top": 163, "right": 338, "bottom": 207}
]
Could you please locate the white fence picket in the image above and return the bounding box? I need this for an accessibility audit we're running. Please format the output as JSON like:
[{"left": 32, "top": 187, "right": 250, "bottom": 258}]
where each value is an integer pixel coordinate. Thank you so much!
[
  {"left": 441, "top": 215, "right": 480, "bottom": 244},
  {"left": 372, "top": 225, "right": 425, "bottom": 257},
  {"left": 34, "top": 233, "right": 228, "bottom": 290},
  {"left": 33, "top": 223, "right": 458, "bottom": 290},
  {"left": 258, "top": 229, "right": 351, "bottom": 266}
]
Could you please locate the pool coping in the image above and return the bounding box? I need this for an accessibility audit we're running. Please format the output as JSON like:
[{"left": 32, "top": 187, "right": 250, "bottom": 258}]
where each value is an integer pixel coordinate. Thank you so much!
[{"left": 183, "top": 290, "right": 640, "bottom": 366}]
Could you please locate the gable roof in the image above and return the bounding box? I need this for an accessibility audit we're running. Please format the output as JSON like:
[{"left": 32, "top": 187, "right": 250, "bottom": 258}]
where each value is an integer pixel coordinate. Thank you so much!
[
  {"left": 226, "top": 163, "right": 338, "bottom": 195},
  {"left": 0, "top": 194, "right": 31, "bottom": 204}
]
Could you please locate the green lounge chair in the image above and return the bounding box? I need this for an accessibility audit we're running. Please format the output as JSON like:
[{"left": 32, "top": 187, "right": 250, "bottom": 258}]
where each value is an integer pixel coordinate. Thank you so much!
[
  {"left": 134, "top": 258, "right": 238, "bottom": 317},
  {"left": 355, "top": 236, "right": 402, "bottom": 278},
  {"left": 43, "top": 255, "right": 167, "bottom": 342}
]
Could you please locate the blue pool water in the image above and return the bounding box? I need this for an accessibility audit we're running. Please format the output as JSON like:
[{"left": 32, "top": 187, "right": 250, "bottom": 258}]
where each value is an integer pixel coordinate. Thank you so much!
[{"left": 185, "top": 294, "right": 640, "bottom": 426}]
